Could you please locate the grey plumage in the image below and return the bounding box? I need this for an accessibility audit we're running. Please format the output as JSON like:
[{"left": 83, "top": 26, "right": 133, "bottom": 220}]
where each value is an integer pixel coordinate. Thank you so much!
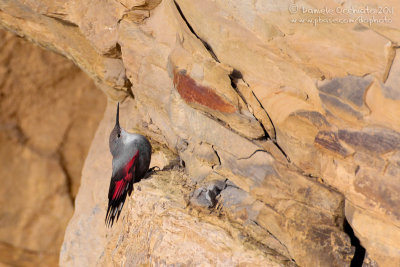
[{"left": 105, "top": 103, "right": 151, "bottom": 227}]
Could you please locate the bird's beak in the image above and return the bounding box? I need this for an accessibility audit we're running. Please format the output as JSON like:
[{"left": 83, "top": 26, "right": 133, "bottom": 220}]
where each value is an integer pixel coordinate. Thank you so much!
[{"left": 116, "top": 102, "right": 120, "bottom": 128}]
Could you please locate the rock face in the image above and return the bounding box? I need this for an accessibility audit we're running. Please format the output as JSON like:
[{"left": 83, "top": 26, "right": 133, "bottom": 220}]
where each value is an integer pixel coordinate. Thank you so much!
[
  {"left": 1, "top": 0, "right": 399, "bottom": 266},
  {"left": 0, "top": 29, "right": 106, "bottom": 266}
]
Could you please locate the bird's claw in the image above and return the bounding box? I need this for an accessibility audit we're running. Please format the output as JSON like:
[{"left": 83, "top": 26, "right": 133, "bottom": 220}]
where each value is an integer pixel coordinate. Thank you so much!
[{"left": 147, "top": 166, "right": 161, "bottom": 173}]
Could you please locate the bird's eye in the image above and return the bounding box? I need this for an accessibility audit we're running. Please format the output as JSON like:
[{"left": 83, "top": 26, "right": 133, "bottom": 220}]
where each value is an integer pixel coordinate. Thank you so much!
[{"left": 117, "top": 134, "right": 120, "bottom": 138}]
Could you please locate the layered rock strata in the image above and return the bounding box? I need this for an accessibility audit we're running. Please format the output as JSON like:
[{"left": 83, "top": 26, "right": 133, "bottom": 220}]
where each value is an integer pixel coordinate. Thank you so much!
[{"left": 1, "top": 0, "right": 399, "bottom": 266}]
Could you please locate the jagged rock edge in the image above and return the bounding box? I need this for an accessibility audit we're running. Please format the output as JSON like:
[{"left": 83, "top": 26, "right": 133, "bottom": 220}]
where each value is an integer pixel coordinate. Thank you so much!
[
  {"left": 173, "top": 0, "right": 290, "bottom": 162},
  {"left": 188, "top": 179, "right": 296, "bottom": 264},
  {"left": 170, "top": 3, "right": 362, "bottom": 264}
]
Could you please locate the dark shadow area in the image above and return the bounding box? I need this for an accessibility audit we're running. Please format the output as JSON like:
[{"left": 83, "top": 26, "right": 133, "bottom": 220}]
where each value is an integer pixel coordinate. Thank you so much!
[{"left": 344, "top": 218, "right": 366, "bottom": 267}]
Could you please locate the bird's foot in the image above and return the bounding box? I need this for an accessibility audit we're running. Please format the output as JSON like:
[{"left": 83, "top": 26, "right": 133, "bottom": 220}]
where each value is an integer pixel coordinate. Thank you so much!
[
  {"left": 144, "top": 166, "right": 160, "bottom": 179},
  {"left": 147, "top": 166, "right": 161, "bottom": 173}
]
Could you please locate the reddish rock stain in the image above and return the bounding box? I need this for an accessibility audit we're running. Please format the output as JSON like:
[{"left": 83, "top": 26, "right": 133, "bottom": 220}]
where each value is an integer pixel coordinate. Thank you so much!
[{"left": 173, "top": 70, "right": 236, "bottom": 113}]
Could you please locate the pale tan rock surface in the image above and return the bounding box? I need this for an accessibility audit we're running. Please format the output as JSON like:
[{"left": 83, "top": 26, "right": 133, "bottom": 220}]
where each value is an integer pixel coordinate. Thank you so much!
[
  {"left": 0, "top": 29, "right": 106, "bottom": 266},
  {"left": 1, "top": 0, "right": 399, "bottom": 266},
  {"left": 61, "top": 101, "right": 292, "bottom": 267}
]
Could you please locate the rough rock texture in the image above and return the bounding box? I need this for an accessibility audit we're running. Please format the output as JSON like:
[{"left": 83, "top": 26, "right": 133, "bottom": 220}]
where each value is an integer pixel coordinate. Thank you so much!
[
  {"left": 0, "top": 29, "right": 106, "bottom": 266},
  {"left": 1, "top": 0, "right": 399, "bottom": 266}
]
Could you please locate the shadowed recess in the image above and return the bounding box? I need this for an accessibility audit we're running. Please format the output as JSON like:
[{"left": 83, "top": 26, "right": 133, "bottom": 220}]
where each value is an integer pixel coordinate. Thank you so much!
[{"left": 344, "top": 219, "right": 366, "bottom": 267}]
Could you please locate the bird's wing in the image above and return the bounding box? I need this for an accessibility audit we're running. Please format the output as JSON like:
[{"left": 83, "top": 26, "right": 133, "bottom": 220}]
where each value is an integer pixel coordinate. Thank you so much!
[{"left": 105, "top": 150, "right": 139, "bottom": 227}]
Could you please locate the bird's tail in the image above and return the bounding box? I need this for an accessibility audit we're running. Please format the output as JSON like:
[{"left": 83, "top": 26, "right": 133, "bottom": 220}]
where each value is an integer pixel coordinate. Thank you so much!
[{"left": 105, "top": 192, "right": 128, "bottom": 227}]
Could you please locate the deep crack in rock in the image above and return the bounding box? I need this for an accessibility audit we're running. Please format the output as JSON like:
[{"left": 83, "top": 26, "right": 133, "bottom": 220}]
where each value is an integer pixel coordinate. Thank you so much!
[
  {"left": 173, "top": 0, "right": 219, "bottom": 63},
  {"left": 344, "top": 218, "right": 366, "bottom": 267}
]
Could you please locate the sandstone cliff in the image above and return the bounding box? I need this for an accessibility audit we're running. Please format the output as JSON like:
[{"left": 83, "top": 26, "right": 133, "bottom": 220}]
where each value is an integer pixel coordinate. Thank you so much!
[
  {"left": 0, "top": 29, "right": 106, "bottom": 266},
  {"left": 1, "top": 0, "right": 399, "bottom": 266}
]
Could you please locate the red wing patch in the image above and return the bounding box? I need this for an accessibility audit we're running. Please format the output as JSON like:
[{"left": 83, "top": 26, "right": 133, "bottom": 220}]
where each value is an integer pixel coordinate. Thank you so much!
[
  {"left": 106, "top": 150, "right": 139, "bottom": 227},
  {"left": 112, "top": 178, "right": 128, "bottom": 200}
]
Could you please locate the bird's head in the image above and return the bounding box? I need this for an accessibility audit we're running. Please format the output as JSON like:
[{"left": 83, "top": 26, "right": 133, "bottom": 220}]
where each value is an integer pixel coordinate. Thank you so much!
[{"left": 109, "top": 102, "right": 123, "bottom": 156}]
